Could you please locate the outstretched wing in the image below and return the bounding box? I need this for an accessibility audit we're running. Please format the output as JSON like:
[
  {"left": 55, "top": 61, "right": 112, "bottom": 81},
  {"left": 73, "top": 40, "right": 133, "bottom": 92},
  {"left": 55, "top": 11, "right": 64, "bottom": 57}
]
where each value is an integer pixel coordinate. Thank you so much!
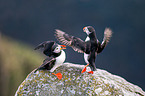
[
  {"left": 36, "top": 57, "right": 56, "bottom": 71},
  {"left": 34, "top": 41, "right": 55, "bottom": 56},
  {"left": 55, "top": 29, "right": 86, "bottom": 53},
  {"left": 97, "top": 28, "right": 112, "bottom": 53},
  {"left": 34, "top": 41, "right": 54, "bottom": 50}
]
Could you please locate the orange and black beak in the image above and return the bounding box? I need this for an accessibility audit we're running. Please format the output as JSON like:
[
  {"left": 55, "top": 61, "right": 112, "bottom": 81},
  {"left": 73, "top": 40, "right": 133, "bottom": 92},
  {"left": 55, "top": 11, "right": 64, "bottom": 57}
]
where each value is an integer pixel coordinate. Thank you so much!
[
  {"left": 60, "top": 45, "right": 66, "bottom": 50},
  {"left": 83, "top": 27, "right": 86, "bottom": 32}
]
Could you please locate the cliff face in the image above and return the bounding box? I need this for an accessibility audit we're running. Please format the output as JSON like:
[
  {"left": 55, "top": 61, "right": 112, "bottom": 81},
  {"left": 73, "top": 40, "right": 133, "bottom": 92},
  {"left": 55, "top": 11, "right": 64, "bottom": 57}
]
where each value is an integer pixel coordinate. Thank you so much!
[{"left": 15, "top": 63, "right": 145, "bottom": 96}]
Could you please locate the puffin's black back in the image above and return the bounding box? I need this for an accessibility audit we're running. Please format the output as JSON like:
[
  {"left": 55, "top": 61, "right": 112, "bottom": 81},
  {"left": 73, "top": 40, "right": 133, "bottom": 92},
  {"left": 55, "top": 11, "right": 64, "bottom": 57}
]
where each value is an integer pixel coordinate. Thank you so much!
[
  {"left": 43, "top": 41, "right": 55, "bottom": 56},
  {"left": 34, "top": 41, "right": 57, "bottom": 72}
]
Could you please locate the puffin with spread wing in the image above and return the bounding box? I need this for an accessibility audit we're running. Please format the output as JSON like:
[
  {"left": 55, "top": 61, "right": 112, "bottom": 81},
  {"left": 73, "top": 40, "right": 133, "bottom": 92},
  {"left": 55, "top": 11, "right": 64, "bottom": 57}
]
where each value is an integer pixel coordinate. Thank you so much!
[
  {"left": 55, "top": 26, "right": 112, "bottom": 74},
  {"left": 34, "top": 41, "right": 66, "bottom": 79}
]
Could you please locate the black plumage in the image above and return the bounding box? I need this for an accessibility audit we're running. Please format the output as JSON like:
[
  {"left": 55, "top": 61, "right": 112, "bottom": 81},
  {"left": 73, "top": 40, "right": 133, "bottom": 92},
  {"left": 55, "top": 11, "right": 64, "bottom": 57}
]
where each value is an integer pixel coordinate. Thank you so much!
[
  {"left": 34, "top": 41, "right": 66, "bottom": 72},
  {"left": 55, "top": 26, "right": 112, "bottom": 72},
  {"left": 35, "top": 57, "right": 56, "bottom": 71},
  {"left": 34, "top": 41, "right": 55, "bottom": 57}
]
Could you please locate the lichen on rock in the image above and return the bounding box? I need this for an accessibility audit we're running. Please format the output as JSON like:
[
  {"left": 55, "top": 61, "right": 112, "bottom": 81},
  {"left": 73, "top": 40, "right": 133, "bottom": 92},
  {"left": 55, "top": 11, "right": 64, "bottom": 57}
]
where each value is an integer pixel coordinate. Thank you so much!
[{"left": 15, "top": 63, "right": 145, "bottom": 96}]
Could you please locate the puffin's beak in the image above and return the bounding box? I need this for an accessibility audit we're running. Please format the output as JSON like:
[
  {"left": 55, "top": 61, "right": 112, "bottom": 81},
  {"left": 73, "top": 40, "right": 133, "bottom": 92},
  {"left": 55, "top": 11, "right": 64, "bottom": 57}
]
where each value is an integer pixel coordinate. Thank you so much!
[
  {"left": 60, "top": 45, "right": 66, "bottom": 50},
  {"left": 83, "top": 27, "right": 86, "bottom": 32}
]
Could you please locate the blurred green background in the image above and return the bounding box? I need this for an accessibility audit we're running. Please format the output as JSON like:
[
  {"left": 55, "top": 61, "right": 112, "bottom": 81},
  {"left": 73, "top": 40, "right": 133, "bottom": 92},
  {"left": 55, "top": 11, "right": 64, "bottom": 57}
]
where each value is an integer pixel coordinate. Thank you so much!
[
  {"left": 0, "top": 35, "right": 44, "bottom": 96},
  {"left": 0, "top": 0, "right": 145, "bottom": 96}
]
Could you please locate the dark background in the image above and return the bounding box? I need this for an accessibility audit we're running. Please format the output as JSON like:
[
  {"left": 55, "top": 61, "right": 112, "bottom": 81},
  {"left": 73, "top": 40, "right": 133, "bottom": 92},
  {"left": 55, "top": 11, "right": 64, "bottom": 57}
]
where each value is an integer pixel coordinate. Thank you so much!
[{"left": 0, "top": 0, "right": 145, "bottom": 91}]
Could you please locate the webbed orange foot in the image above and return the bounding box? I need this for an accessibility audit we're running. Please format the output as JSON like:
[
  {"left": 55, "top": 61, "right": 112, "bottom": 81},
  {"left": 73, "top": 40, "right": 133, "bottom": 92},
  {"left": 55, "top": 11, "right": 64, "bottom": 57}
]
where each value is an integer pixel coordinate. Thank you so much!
[
  {"left": 52, "top": 72, "right": 62, "bottom": 80},
  {"left": 88, "top": 71, "right": 93, "bottom": 74}
]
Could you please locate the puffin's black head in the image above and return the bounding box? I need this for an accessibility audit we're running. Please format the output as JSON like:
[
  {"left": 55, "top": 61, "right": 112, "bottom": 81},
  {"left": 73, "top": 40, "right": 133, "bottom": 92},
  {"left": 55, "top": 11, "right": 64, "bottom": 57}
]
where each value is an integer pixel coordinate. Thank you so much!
[
  {"left": 35, "top": 41, "right": 66, "bottom": 57},
  {"left": 44, "top": 42, "right": 66, "bottom": 57},
  {"left": 52, "top": 44, "right": 62, "bottom": 53},
  {"left": 83, "top": 26, "right": 95, "bottom": 35}
]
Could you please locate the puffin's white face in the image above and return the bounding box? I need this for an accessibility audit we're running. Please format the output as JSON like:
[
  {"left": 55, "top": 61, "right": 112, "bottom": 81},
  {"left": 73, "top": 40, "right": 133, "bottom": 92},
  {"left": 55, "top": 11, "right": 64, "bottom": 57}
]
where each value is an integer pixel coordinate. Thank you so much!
[
  {"left": 53, "top": 45, "right": 61, "bottom": 53},
  {"left": 83, "top": 27, "right": 91, "bottom": 35}
]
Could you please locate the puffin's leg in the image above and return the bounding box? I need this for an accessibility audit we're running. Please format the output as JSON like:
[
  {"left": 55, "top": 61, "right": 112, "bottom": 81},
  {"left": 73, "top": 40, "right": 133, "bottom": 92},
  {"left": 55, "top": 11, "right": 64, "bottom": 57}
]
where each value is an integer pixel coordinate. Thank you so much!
[
  {"left": 81, "top": 63, "right": 89, "bottom": 73},
  {"left": 87, "top": 63, "right": 95, "bottom": 74},
  {"left": 87, "top": 64, "right": 95, "bottom": 74},
  {"left": 87, "top": 51, "right": 97, "bottom": 74},
  {"left": 52, "top": 73, "right": 62, "bottom": 80}
]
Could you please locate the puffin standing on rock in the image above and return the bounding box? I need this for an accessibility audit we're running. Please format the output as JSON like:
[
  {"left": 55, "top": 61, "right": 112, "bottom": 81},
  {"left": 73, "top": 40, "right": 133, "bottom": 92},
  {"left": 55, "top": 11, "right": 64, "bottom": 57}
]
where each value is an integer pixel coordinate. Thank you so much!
[
  {"left": 55, "top": 26, "right": 112, "bottom": 74},
  {"left": 34, "top": 41, "right": 66, "bottom": 80}
]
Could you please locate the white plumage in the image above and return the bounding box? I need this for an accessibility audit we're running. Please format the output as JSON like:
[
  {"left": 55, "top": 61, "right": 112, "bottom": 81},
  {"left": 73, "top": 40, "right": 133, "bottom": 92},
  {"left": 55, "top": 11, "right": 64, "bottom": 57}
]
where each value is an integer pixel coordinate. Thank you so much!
[{"left": 50, "top": 50, "right": 66, "bottom": 72}]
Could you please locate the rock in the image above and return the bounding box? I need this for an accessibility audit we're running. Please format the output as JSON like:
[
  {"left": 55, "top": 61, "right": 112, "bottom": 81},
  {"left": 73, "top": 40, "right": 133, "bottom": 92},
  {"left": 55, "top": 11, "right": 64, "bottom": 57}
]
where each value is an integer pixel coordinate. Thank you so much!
[{"left": 15, "top": 63, "right": 145, "bottom": 96}]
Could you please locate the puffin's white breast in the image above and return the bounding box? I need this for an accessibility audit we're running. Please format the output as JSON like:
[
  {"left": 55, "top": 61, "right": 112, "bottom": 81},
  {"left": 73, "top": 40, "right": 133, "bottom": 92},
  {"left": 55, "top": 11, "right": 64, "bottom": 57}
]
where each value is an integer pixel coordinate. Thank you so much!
[
  {"left": 84, "top": 53, "right": 89, "bottom": 64},
  {"left": 50, "top": 50, "right": 66, "bottom": 72},
  {"left": 55, "top": 50, "right": 66, "bottom": 64},
  {"left": 85, "top": 36, "right": 90, "bottom": 42}
]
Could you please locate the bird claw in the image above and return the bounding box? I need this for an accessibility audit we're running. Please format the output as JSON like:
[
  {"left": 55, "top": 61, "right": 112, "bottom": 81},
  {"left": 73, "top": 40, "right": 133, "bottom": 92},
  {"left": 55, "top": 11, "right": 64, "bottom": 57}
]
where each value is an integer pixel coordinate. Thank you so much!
[{"left": 52, "top": 73, "right": 62, "bottom": 80}]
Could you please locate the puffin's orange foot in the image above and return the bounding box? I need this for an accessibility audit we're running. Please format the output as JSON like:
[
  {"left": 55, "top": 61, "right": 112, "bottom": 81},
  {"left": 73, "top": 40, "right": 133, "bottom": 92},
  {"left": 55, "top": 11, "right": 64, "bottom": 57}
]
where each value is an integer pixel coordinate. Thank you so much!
[
  {"left": 88, "top": 71, "right": 93, "bottom": 74},
  {"left": 81, "top": 63, "right": 89, "bottom": 73},
  {"left": 52, "top": 73, "right": 62, "bottom": 80}
]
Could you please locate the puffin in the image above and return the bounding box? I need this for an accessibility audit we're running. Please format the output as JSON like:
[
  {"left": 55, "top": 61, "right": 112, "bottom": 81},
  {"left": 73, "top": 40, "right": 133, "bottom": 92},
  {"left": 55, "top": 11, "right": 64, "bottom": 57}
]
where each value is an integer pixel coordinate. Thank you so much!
[
  {"left": 34, "top": 41, "right": 66, "bottom": 80},
  {"left": 55, "top": 26, "right": 112, "bottom": 74}
]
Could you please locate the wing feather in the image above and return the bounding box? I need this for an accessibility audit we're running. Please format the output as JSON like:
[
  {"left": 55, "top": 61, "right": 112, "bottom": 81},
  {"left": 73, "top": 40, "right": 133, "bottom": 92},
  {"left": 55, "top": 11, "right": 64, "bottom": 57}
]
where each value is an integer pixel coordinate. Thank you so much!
[
  {"left": 97, "top": 28, "right": 112, "bottom": 53},
  {"left": 55, "top": 29, "right": 86, "bottom": 53},
  {"left": 37, "top": 57, "right": 56, "bottom": 70}
]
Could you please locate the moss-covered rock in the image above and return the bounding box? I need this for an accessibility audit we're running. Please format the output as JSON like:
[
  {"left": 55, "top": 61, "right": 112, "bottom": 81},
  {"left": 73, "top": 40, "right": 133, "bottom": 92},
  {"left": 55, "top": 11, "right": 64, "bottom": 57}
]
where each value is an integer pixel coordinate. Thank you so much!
[{"left": 15, "top": 63, "right": 145, "bottom": 96}]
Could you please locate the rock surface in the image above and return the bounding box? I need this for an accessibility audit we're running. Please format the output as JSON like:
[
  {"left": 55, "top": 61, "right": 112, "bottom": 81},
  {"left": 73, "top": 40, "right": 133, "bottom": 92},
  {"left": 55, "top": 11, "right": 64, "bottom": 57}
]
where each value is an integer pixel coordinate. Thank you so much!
[{"left": 15, "top": 63, "right": 145, "bottom": 96}]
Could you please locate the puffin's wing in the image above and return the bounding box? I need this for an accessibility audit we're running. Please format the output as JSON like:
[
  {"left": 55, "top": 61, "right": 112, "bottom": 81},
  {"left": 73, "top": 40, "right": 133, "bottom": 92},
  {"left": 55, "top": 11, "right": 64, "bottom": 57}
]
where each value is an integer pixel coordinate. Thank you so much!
[
  {"left": 55, "top": 29, "right": 86, "bottom": 53},
  {"left": 97, "top": 28, "right": 112, "bottom": 53},
  {"left": 37, "top": 57, "right": 56, "bottom": 70},
  {"left": 34, "top": 41, "right": 53, "bottom": 50}
]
